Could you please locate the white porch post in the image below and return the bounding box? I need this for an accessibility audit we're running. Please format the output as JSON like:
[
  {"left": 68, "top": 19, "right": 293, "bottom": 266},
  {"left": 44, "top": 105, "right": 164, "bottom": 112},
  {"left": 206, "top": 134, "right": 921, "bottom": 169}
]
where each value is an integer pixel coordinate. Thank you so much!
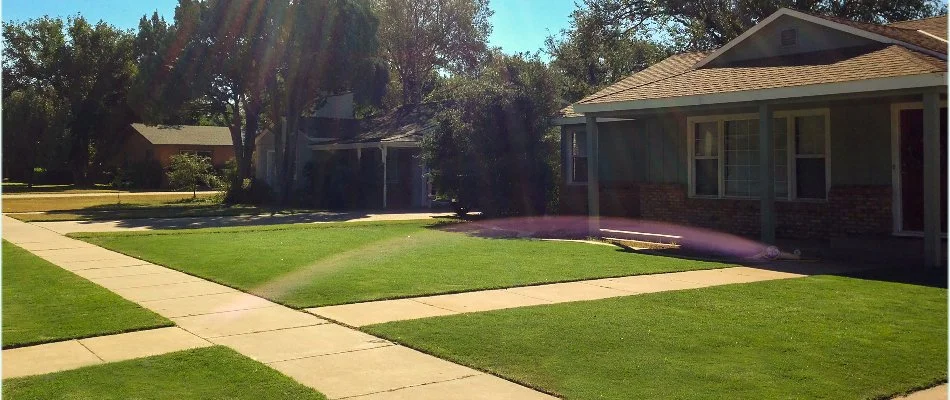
[
  {"left": 585, "top": 116, "right": 600, "bottom": 233},
  {"left": 759, "top": 104, "right": 776, "bottom": 244},
  {"left": 923, "top": 91, "right": 941, "bottom": 267},
  {"left": 381, "top": 145, "right": 388, "bottom": 209}
]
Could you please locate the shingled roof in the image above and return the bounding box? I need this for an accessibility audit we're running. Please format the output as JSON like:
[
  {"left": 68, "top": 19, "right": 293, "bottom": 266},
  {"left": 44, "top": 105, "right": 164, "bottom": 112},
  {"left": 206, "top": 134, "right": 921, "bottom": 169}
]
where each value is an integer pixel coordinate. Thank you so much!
[
  {"left": 573, "top": 10, "right": 946, "bottom": 112},
  {"left": 131, "top": 124, "right": 232, "bottom": 146},
  {"left": 889, "top": 15, "right": 948, "bottom": 40}
]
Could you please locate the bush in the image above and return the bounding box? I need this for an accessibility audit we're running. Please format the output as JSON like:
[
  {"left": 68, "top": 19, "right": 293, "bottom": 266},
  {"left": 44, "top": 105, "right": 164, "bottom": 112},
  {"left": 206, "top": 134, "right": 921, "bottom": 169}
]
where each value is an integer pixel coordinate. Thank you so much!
[
  {"left": 224, "top": 178, "right": 273, "bottom": 205},
  {"left": 112, "top": 159, "right": 163, "bottom": 189}
]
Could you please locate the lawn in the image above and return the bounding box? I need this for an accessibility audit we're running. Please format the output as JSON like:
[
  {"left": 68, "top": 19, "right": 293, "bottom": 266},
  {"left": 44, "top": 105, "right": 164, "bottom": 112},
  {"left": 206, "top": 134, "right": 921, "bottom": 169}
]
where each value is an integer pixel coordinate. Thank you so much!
[
  {"left": 7, "top": 203, "right": 280, "bottom": 222},
  {"left": 3, "top": 346, "right": 326, "bottom": 399},
  {"left": 2, "top": 241, "right": 171, "bottom": 348},
  {"left": 2, "top": 192, "right": 218, "bottom": 213},
  {"left": 73, "top": 221, "right": 731, "bottom": 307},
  {"left": 365, "top": 274, "right": 948, "bottom": 400},
  {"left": 2, "top": 182, "right": 119, "bottom": 194}
]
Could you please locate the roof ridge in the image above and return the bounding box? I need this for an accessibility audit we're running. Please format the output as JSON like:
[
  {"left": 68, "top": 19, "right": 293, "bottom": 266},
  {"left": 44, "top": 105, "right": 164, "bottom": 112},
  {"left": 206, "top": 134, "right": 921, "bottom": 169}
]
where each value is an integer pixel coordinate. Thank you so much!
[{"left": 579, "top": 52, "right": 708, "bottom": 104}]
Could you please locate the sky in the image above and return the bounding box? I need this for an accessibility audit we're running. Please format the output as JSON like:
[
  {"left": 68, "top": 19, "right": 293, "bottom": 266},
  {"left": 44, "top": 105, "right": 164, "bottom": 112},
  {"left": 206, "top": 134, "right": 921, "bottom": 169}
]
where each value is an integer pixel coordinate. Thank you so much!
[{"left": 1, "top": 0, "right": 578, "bottom": 56}]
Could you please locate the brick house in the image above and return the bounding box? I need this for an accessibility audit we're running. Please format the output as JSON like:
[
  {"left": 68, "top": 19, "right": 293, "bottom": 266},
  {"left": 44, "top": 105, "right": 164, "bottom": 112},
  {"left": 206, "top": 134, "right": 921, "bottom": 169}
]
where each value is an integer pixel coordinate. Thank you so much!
[
  {"left": 556, "top": 9, "right": 947, "bottom": 266},
  {"left": 118, "top": 123, "right": 234, "bottom": 187}
]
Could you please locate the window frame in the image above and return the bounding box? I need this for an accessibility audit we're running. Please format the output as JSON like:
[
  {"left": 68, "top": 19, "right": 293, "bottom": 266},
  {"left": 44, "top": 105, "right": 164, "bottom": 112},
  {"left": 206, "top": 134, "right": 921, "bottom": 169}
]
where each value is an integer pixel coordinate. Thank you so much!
[
  {"left": 686, "top": 108, "right": 830, "bottom": 201},
  {"left": 566, "top": 129, "right": 589, "bottom": 185}
]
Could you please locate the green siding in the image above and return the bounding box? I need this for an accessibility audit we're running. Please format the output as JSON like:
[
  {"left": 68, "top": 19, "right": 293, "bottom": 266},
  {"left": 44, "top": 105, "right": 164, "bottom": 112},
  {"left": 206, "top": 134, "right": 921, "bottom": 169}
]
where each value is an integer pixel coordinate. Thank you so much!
[
  {"left": 829, "top": 101, "right": 892, "bottom": 185},
  {"left": 596, "top": 116, "right": 686, "bottom": 184}
]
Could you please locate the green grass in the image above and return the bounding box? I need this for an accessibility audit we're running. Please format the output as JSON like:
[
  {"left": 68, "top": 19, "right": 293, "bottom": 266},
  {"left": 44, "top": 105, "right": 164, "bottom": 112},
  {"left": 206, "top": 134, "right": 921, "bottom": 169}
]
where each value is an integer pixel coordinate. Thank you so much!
[
  {"left": 73, "top": 221, "right": 730, "bottom": 308},
  {"left": 3, "top": 346, "right": 326, "bottom": 399},
  {"left": 365, "top": 275, "right": 948, "bottom": 400},
  {"left": 2, "top": 182, "right": 118, "bottom": 194},
  {"left": 2, "top": 241, "right": 172, "bottom": 348}
]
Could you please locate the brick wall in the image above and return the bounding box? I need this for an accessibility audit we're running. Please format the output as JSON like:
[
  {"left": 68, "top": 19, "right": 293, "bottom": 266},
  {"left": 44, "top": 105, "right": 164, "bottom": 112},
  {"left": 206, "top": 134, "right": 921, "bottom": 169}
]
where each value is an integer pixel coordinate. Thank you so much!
[
  {"left": 558, "top": 183, "right": 641, "bottom": 217},
  {"left": 638, "top": 183, "right": 891, "bottom": 239}
]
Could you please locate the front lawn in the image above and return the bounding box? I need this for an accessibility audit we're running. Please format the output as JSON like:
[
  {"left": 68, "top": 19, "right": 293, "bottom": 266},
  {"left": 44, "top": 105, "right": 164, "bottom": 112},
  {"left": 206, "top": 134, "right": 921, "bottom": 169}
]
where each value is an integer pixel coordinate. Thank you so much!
[
  {"left": 365, "top": 274, "right": 947, "bottom": 399},
  {"left": 2, "top": 241, "right": 171, "bottom": 348},
  {"left": 3, "top": 346, "right": 326, "bottom": 399},
  {"left": 74, "top": 221, "right": 730, "bottom": 308}
]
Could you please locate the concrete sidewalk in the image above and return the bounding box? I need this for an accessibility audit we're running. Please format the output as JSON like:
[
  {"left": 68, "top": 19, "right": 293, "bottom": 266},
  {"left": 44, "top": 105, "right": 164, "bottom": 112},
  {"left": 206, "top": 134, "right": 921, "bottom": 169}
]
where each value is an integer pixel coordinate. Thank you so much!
[
  {"left": 31, "top": 211, "right": 454, "bottom": 234},
  {"left": 1, "top": 216, "right": 552, "bottom": 399}
]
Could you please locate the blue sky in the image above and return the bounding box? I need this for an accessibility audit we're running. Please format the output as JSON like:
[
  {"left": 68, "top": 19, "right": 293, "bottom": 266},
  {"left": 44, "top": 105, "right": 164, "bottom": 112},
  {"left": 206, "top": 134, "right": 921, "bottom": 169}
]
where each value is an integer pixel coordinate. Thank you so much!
[{"left": 2, "top": 0, "right": 578, "bottom": 56}]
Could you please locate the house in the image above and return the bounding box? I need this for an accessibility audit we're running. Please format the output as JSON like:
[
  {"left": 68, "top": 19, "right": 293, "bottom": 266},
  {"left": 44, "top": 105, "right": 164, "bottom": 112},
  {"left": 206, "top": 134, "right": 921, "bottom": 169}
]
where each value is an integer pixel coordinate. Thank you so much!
[
  {"left": 254, "top": 94, "right": 432, "bottom": 209},
  {"left": 117, "top": 123, "right": 234, "bottom": 187},
  {"left": 556, "top": 9, "right": 947, "bottom": 266}
]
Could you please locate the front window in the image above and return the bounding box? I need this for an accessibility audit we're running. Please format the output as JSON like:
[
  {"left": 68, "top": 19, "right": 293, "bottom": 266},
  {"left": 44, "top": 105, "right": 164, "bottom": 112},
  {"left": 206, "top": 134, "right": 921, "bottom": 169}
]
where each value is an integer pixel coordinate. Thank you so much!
[
  {"left": 689, "top": 110, "right": 828, "bottom": 200},
  {"left": 569, "top": 131, "right": 588, "bottom": 184}
]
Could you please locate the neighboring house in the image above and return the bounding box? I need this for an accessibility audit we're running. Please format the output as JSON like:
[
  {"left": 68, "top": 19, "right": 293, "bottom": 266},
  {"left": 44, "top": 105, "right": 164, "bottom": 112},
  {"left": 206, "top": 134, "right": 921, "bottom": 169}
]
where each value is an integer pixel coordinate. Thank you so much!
[
  {"left": 118, "top": 123, "right": 234, "bottom": 187},
  {"left": 254, "top": 93, "right": 432, "bottom": 209},
  {"left": 556, "top": 9, "right": 947, "bottom": 266}
]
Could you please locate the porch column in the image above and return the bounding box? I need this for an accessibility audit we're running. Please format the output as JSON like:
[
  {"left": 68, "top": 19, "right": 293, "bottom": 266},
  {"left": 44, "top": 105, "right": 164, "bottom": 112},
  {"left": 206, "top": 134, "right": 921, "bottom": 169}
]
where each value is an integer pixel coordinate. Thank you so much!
[
  {"left": 759, "top": 104, "right": 776, "bottom": 244},
  {"left": 585, "top": 115, "right": 600, "bottom": 233},
  {"left": 381, "top": 145, "right": 388, "bottom": 209},
  {"left": 923, "top": 91, "right": 941, "bottom": 267}
]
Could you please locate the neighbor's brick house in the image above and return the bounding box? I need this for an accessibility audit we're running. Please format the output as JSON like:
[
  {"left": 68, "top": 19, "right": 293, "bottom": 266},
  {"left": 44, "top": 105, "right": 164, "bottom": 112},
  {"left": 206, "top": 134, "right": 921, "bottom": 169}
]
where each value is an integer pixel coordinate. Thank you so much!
[
  {"left": 117, "top": 123, "right": 234, "bottom": 187},
  {"left": 556, "top": 9, "right": 947, "bottom": 266}
]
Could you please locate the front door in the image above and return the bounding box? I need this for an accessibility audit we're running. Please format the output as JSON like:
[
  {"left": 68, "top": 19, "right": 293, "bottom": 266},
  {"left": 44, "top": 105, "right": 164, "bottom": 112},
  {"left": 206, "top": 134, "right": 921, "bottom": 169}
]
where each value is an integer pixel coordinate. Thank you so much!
[{"left": 897, "top": 107, "right": 947, "bottom": 233}]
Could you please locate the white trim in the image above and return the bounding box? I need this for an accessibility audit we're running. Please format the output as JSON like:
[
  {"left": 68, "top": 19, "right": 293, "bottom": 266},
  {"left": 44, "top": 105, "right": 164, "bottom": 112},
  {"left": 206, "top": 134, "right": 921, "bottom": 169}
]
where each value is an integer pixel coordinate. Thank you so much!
[
  {"left": 916, "top": 29, "right": 948, "bottom": 43},
  {"left": 573, "top": 73, "right": 946, "bottom": 114},
  {"left": 686, "top": 109, "right": 830, "bottom": 201},
  {"left": 695, "top": 8, "right": 946, "bottom": 69},
  {"left": 552, "top": 116, "right": 631, "bottom": 126},
  {"left": 890, "top": 100, "right": 948, "bottom": 235}
]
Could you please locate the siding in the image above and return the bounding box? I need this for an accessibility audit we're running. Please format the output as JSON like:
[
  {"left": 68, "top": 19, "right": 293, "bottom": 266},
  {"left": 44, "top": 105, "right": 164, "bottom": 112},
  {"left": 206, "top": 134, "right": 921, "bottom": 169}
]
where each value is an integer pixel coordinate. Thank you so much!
[
  {"left": 597, "top": 116, "right": 686, "bottom": 184},
  {"left": 713, "top": 15, "right": 877, "bottom": 65},
  {"left": 829, "top": 100, "right": 892, "bottom": 185}
]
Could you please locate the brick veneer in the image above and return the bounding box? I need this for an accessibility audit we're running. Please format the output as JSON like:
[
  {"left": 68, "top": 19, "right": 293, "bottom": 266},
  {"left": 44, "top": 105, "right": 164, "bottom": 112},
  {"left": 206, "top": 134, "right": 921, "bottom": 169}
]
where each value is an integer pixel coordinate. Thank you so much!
[
  {"left": 637, "top": 183, "right": 892, "bottom": 239},
  {"left": 559, "top": 183, "right": 641, "bottom": 217}
]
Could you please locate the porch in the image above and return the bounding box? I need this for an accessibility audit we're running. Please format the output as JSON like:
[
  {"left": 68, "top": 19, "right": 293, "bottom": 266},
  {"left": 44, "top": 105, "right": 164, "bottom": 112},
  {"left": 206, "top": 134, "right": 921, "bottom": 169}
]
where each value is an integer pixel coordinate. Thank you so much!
[{"left": 309, "top": 142, "right": 430, "bottom": 210}]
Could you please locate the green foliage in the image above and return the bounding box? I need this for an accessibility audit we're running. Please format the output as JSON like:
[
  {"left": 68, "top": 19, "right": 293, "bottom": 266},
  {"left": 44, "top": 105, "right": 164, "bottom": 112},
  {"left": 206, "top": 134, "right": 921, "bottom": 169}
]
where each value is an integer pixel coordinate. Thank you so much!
[
  {"left": 2, "top": 16, "right": 137, "bottom": 185},
  {"left": 111, "top": 159, "right": 164, "bottom": 190},
  {"left": 166, "top": 153, "right": 215, "bottom": 197},
  {"left": 424, "top": 52, "right": 561, "bottom": 216},
  {"left": 1, "top": 88, "right": 67, "bottom": 185},
  {"left": 375, "top": 0, "right": 493, "bottom": 105},
  {"left": 546, "top": 8, "right": 670, "bottom": 101}
]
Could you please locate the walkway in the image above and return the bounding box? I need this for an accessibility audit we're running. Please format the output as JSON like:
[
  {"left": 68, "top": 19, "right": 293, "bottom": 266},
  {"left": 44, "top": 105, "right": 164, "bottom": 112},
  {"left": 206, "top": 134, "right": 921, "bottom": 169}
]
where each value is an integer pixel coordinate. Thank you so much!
[
  {"left": 307, "top": 266, "right": 825, "bottom": 327},
  {"left": 31, "top": 211, "right": 454, "bottom": 234},
  {"left": 1, "top": 216, "right": 551, "bottom": 399}
]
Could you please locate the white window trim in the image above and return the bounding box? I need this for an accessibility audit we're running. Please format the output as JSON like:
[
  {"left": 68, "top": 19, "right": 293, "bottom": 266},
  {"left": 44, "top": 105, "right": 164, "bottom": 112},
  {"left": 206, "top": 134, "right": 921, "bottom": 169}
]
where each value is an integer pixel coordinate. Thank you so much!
[
  {"left": 566, "top": 129, "right": 588, "bottom": 186},
  {"left": 686, "top": 108, "right": 831, "bottom": 201}
]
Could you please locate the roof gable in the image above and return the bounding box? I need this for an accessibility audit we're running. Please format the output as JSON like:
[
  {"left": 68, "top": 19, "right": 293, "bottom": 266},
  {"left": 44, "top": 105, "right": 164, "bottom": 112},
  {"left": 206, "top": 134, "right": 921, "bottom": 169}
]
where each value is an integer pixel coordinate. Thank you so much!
[{"left": 696, "top": 8, "right": 946, "bottom": 68}]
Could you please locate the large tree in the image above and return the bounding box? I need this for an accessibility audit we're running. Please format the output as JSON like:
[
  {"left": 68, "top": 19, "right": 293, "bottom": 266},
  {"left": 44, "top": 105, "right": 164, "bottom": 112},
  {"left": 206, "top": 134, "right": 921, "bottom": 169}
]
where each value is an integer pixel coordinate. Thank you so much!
[
  {"left": 267, "top": 0, "right": 381, "bottom": 203},
  {"left": 546, "top": 7, "right": 669, "bottom": 102},
  {"left": 424, "top": 52, "right": 561, "bottom": 216},
  {"left": 375, "top": 0, "right": 492, "bottom": 105},
  {"left": 2, "top": 16, "right": 137, "bottom": 185},
  {"left": 584, "top": 0, "right": 948, "bottom": 51}
]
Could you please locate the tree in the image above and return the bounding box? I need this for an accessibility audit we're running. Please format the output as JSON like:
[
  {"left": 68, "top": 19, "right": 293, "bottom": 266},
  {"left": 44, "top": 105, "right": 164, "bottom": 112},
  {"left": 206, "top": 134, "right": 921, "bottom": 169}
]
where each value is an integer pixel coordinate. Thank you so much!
[
  {"left": 2, "top": 16, "right": 137, "bottom": 185},
  {"left": 423, "top": 52, "right": 561, "bottom": 216},
  {"left": 167, "top": 153, "right": 214, "bottom": 197},
  {"left": 375, "top": 0, "right": 493, "bottom": 105},
  {"left": 1, "top": 88, "right": 66, "bottom": 186},
  {"left": 267, "top": 0, "right": 381, "bottom": 204},
  {"left": 546, "top": 7, "right": 669, "bottom": 101},
  {"left": 583, "top": 0, "right": 948, "bottom": 51}
]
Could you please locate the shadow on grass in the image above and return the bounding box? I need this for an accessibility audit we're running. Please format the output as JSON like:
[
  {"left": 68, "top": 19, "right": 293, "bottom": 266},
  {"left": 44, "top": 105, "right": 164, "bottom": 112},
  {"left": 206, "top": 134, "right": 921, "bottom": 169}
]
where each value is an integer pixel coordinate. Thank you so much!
[{"left": 428, "top": 215, "right": 949, "bottom": 289}]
